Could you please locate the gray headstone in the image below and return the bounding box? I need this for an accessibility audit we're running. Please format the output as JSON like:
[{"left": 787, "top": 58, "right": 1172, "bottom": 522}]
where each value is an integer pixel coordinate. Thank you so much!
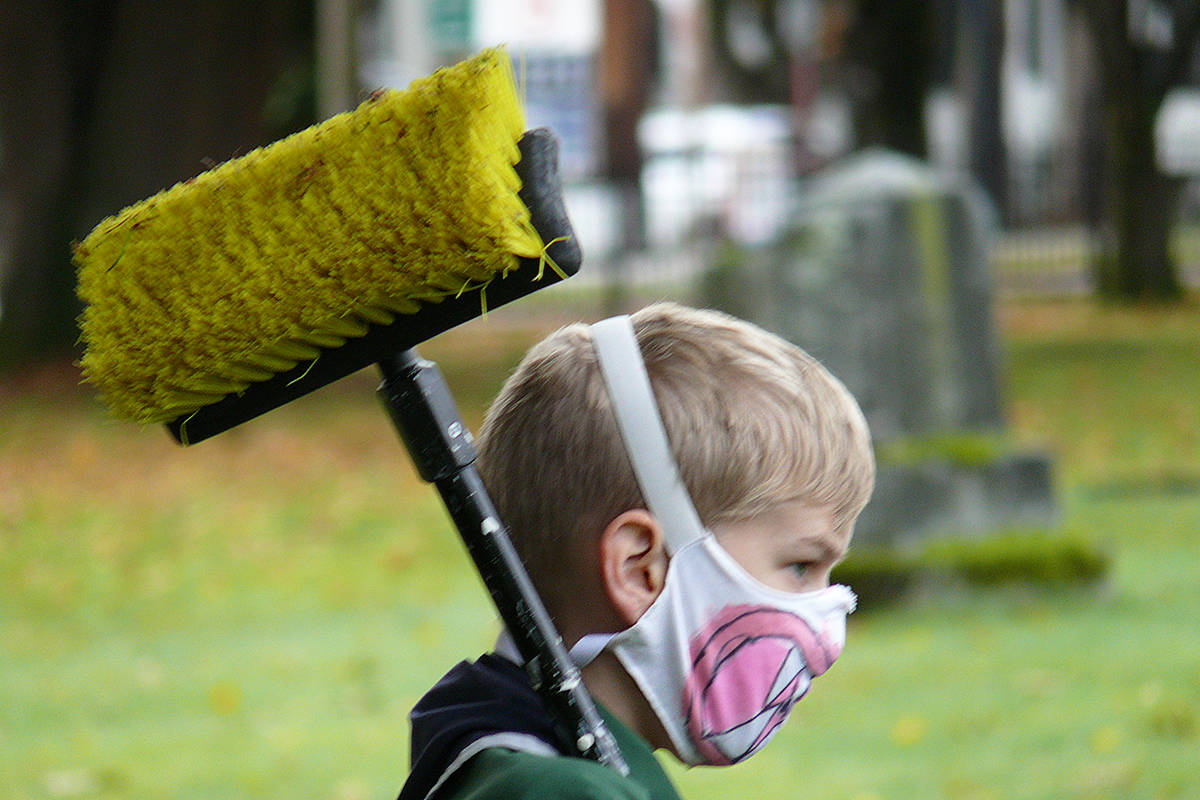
[
  {"left": 777, "top": 149, "right": 1005, "bottom": 439},
  {"left": 703, "top": 149, "right": 1056, "bottom": 545}
]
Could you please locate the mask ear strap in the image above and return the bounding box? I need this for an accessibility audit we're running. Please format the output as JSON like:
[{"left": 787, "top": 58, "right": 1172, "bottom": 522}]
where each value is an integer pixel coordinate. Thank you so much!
[{"left": 590, "top": 315, "right": 705, "bottom": 555}]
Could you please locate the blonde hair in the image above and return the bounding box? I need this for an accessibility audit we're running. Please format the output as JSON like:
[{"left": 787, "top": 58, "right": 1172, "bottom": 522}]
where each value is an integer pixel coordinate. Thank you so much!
[{"left": 476, "top": 303, "right": 875, "bottom": 610}]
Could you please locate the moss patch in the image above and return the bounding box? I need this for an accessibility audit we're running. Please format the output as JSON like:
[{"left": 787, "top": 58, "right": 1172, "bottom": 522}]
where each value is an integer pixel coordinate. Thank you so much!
[{"left": 836, "top": 526, "right": 1110, "bottom": 608}]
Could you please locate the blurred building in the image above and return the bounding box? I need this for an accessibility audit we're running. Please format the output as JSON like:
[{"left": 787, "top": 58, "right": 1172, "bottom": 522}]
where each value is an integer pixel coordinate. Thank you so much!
[
  {"left": 353, "top": 1, "right": 1200, "bottom": 276},
  {"left": 360, "top": 0, "right": 603, "bottom": 181}
]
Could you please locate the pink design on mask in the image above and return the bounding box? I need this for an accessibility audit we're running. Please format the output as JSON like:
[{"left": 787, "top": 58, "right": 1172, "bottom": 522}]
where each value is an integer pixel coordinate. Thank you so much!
[{"left": 683, "top": 605, "right": 842, "bottom": 765}]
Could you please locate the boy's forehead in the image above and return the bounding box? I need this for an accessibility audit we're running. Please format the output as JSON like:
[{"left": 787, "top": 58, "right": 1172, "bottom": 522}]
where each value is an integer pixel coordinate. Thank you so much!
[
  {"left": 733, "top": 500, "right": 846, "bottom": 546},
  {"left": 785, "top": 503, "right": 854, "bottom": 555}
]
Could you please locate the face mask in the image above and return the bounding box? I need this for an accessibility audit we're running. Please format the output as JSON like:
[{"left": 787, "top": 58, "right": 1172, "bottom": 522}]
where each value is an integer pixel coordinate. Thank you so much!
[{"left": 585, "top": 316, "right": 856, "bottom": 767}]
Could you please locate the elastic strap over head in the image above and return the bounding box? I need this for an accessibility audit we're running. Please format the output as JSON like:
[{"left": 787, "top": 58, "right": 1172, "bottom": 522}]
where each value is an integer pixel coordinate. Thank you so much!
[{"left": 590, "top": 315, "right": 705, "bottom": 554}]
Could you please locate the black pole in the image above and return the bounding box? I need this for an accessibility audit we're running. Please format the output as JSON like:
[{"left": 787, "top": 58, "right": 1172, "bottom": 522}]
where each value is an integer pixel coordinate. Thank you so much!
[{"left": 377, "top": 348, "right": 628, "bottom": 774}]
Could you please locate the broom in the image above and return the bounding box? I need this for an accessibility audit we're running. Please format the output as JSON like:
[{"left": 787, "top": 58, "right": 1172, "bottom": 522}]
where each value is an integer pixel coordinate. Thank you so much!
[{"left": 74, "top": 47, "right": 627, "bottom": 774}]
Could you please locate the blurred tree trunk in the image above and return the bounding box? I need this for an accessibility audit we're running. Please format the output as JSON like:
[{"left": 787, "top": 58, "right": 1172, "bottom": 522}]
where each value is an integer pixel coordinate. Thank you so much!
[
  {"left": 709, "top": 0, "right": 794, "bottom": 105},
  {"left": 841, "top": 0, "right": 935, "bottom": 159},
  {"left": 960, "top": 0, "right": 1008, "bottom": 222},
  {"left": 1079, "top": 0, "right": 1200, "bottom": 301},
  {"left": 0, "top": 0, "right": 314, "bottom": 371},
  {"left": 600, "top": 0, "right": 658, "bottom": 313},
  {"left": 707, "top": 0, "right": 936, "bottom": 161},
  {"left": 0, "top": 0, "right": 117, "bottom": 371},
  {"left": 1096, "top": 93, "right": 1184, "bottom": 297}
]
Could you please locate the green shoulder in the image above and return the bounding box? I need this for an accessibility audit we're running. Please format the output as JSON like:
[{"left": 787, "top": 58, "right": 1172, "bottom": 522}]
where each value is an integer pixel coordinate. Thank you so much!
[{"left": 436, "top": 748, "right": 651, "bottom": 800}]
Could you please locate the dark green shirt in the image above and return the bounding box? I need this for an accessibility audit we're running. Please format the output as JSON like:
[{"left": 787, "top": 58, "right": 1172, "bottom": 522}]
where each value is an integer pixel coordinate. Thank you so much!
[{"left": 434, "top": 711, "right": 683, "bottom": 800}]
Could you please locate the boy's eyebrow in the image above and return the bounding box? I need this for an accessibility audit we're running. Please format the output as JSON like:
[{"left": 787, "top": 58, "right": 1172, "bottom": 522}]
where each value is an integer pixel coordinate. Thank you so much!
[
  {"left": 819, "top": 539, "right": 846, "bottom": 563},
  {"left": 796, "top": 533, "right": 844, "bottom": 564}
]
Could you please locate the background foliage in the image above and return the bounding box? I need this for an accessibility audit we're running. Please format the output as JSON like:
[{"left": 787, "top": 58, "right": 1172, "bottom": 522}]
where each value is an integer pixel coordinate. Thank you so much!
[{"left": 3, "top": 296, "right": 1199, "bottom": 799}]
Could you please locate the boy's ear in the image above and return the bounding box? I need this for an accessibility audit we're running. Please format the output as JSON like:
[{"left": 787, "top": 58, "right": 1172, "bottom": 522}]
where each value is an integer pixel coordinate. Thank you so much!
[{"left": 598, "top": 509, "right": 668, "bottom": 625}]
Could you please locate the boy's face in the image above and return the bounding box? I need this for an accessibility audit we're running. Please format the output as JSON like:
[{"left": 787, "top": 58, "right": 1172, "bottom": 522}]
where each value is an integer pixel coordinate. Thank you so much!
[{"left": 710, "top": 501, "right": 850, "bottom": 594}]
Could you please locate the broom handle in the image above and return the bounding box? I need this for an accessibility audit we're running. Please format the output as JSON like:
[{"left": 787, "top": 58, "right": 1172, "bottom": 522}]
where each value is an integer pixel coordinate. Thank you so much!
[{"left": 377, "top": 348, "right": 628, "bottom": 775}]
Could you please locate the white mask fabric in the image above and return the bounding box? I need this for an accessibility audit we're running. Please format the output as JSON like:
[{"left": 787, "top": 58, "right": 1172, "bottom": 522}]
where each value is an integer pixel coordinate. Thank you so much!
[{"left": 588, "top": 315, "right": 857, "bottom": 767}]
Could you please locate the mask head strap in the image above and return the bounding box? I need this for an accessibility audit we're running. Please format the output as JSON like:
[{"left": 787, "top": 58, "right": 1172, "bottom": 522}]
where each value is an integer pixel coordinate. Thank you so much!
[{"left": 590, "top": 315, "right": 705, "bottom": 555}]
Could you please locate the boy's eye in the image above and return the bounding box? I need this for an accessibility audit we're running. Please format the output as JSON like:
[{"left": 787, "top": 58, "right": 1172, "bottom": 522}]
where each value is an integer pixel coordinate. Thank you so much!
[{"left": 790, "top": 562, "right": 813, "bottom": 578}]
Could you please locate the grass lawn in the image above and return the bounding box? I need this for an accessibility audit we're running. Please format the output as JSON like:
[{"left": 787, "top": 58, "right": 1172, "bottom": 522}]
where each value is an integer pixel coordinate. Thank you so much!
[{"left": 2, "top": 296, "right": 1199, "bottom": 799}]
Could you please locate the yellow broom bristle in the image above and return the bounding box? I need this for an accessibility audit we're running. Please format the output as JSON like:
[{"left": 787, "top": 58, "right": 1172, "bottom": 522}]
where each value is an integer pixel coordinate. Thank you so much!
[{"left": 75, "top": 47, "right": 543, "bottom": 424}]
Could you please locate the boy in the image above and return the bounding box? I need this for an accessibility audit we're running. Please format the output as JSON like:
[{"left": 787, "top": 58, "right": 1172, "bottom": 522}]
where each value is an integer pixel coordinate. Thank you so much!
[{"left": 398, "top": 303, "right": 875, "bottom": 799}]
